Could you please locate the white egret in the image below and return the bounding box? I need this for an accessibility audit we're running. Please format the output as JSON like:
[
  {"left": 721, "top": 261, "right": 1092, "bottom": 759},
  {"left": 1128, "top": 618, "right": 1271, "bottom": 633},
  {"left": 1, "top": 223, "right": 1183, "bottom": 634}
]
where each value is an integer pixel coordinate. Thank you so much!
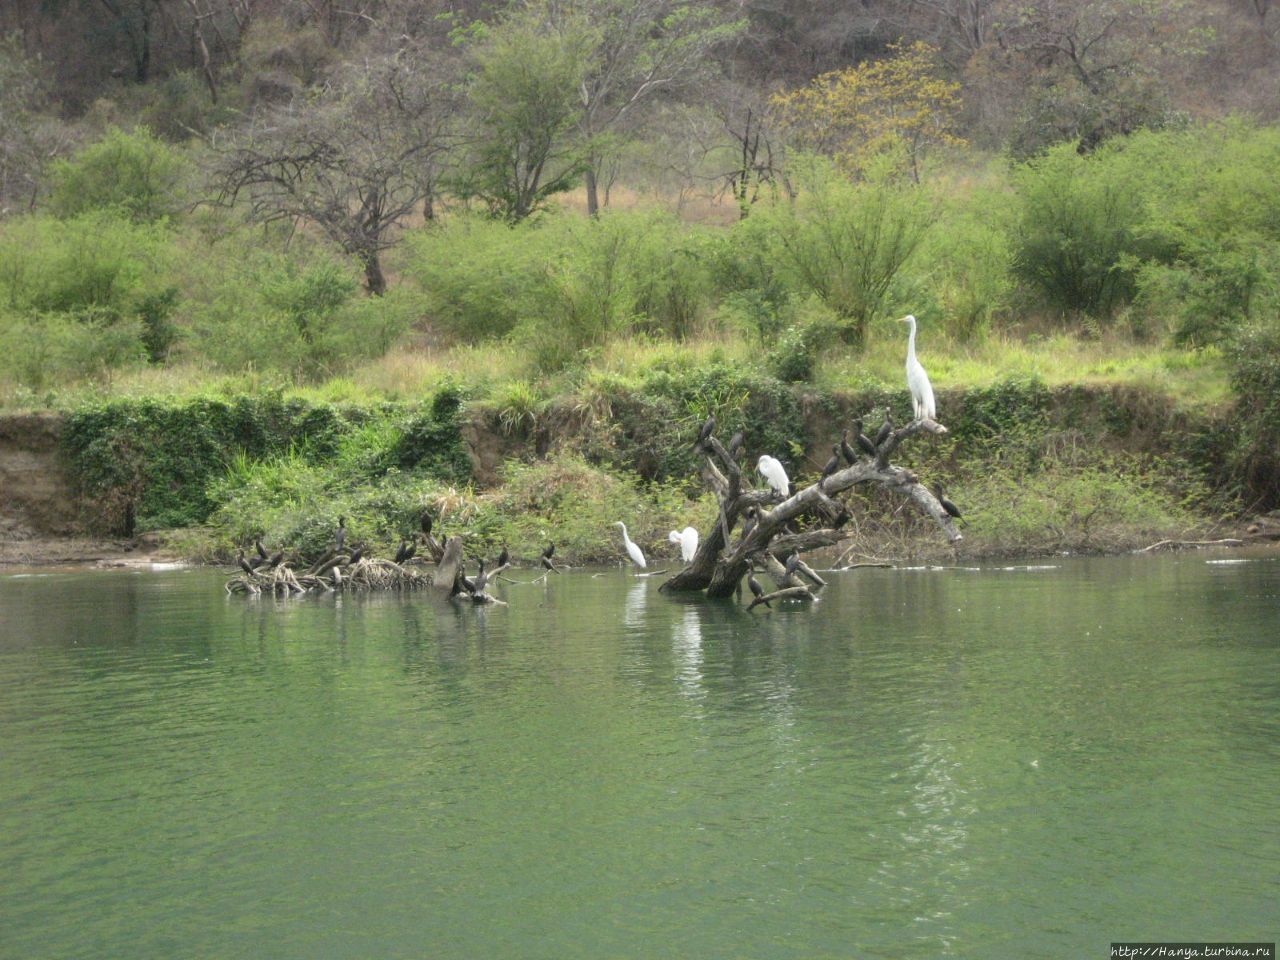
[
  {"left": 615, "top": 521, "right": 647, "bottom": 569},
  {"left": 900, "top": 314, "right": 937, "bottom": 421},
  {"left": 756, "top": 454, "right": 790, "bottom": 498},
  {"left": 668, "top": 526, "right": 699, "bottom": 562}
]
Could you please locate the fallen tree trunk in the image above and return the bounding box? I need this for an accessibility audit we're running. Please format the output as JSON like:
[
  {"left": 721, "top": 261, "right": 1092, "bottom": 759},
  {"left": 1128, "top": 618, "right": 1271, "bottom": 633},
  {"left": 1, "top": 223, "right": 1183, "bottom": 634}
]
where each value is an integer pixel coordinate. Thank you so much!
[{"left": 663, "top": 417, "right": 962, "bottom": 600}]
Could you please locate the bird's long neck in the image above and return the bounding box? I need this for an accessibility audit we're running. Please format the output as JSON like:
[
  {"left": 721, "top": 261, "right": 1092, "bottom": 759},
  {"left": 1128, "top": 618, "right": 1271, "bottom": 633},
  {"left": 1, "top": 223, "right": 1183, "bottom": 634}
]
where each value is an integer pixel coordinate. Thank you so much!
[{"left": 905, "top": 318, "right": 917, "bottom": 364}]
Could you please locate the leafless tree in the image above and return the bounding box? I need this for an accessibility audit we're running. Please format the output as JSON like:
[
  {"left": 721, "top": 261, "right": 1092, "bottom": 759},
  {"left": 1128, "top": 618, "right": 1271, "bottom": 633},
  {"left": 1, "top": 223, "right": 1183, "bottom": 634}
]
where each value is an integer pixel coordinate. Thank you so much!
[{"left": 214, "top": 46, "right": 460, "bottom": 293}]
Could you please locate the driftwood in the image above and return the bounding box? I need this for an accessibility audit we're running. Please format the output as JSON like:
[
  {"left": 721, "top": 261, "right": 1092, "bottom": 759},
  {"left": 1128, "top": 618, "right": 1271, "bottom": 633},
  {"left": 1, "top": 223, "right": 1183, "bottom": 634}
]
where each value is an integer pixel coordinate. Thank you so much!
[
  {"left": 662, "top": 417, "right": 961, "bottom": 599},
  {"left": 225, "top": 555, "right": 429, "bottom": 596},
  {"left": 748, "top": 585, "right": 815, "bottom": 611}
]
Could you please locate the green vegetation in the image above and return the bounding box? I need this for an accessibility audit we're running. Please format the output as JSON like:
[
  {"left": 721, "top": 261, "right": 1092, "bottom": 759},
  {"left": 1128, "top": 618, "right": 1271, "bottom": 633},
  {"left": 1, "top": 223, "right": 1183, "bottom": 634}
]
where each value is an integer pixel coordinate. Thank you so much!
[{"left": 5, "top": 6, "right": 1280, "bottom": 558}]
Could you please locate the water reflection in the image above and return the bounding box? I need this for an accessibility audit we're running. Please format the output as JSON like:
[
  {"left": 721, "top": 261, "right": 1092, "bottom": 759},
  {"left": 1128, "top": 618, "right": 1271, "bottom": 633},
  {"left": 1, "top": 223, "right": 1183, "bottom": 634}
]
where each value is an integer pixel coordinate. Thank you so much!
[{"left": 672, "top": 606, "right": 704, "bottom": 702}]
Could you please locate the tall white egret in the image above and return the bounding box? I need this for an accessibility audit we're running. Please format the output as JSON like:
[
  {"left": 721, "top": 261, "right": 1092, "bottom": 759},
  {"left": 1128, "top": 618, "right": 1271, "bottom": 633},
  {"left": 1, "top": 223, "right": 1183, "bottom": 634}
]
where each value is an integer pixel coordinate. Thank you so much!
[
  {"left": 756, "top": 455, "right": 790, "bottom": 498},
  {"left": 615, "top": 521, "right": 647, "bottom": 569},
  {"left": 900, "top": 314, "right": 937, "bottom": 421},
  {"left": 668, "top": 526, "right": 700, "bottom": 562}
]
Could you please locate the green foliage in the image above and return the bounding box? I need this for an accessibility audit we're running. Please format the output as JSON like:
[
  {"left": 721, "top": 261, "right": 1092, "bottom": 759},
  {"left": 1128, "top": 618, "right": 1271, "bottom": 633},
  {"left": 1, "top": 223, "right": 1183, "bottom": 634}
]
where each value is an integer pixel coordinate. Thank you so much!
[
  {"left": 182, "top": 240, "right": 417, "bottom": 379},
  {"left": 63, "top": 391, "right": 472, "bottom": 537},
  {"left": 917, "top": 188, "right": 1015, "bottom": 340},
  {"left": 1011, "top": 141, "right": 1158, "bottom": 318},
  {"left": 451, "top": 12, "right": 595, "bottom": 221},
  {"left": 731, "top": 157, "right": 935, "bottom": 346},
  {"left": 405, "top": 210, "right": 715, "bottom": 367},
  {"left": 47, "top": 127, "right": 186, "bottom": 223},
  {"left": 392, "top": 386, "right": 473, "bottom": 484},
  {"left": 1225, "top": 323, "right": 1280, "bottom": 510},
  {"left": 1133, "top": 124, "right": 1280, "bottom": 346},
  {"left": 0, "top": 212, "right": 176, "bottom": 387}
]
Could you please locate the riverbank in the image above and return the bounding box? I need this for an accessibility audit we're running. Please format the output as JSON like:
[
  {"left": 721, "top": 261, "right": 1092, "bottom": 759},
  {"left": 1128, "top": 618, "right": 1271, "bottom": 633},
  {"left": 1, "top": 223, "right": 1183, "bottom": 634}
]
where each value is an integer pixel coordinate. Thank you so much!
[{"left": 3, "top": 369, "right": 1271, "bottom": 570}]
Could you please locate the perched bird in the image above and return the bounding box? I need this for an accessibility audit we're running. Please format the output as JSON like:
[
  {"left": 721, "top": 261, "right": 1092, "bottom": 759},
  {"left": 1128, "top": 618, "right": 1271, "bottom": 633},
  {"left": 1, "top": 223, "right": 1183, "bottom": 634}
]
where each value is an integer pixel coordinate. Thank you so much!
[
  {"left": 420, "top": 510, "right": 433, "bottom": 538},
  {"left": 401, "top": 540, "right": 417, "bottom": 564},
  {"left": 784, "top": 552, "right": 800, "bottom": 578},
  {"left": 874, "top": 410, "right": 894, "bottom": 448},
  {"left": 820, "top": 444, "right": 841, "bottom": 490},
  {"left": 694, "top": 414, "right": 716, "bottom": 450},
  {"left": 237, "top": 551, "right": 255, "bottom": 576},
  {"left": 459, "top": 561, "right": 476, "bottom": 594},
  {"left": 335, "top": 516, "right": 347, "bottom": 552},
  {"left": 255, "top": 539, "right": 269, "bottom": 561},
  {"left": 267, "top": 550, "right": 285, "bottom": 568},
  {"left": 497, "top": 545, "right": 510, "bottom": 569},
  {"left": 472, "top": 559, "right": 489, "bottom": 595},
  {"left": 347, "top": 546, "right": 364, "bottom": 565},
  {"left": 615, "top": 521, "right": 647, "bottom": 569},
  {"left": 840, "top": 430, "right": 858, "bottom": 466},
  {"left": 668, "top": 526, "right": 699, "bottom": 563},
  {"left": 540, "top": 543, "right": 558, "bottom": 572},
  {"left": 933, "top": 481, "right": 963, "bottom": 520},
  {"left": 748, "top": 570, "right": 771, "bottom": 608},
  {"left": 393, "top": 540, "right": 412, "bottom": 564},
  {"left": 757, "top": 455, "right": 790, "bottom": 498},
  {"left": 740, "top": 505, "right": 759, "bottom": 542},
  {"left": 726, "top": 430, "right": 745, "bottom": 460},
  {"left": 852, "top": 418, "right": 877, "bottom": 457},
  {"left": 901, "top": 314, "right": 937, "bottom": 421}
]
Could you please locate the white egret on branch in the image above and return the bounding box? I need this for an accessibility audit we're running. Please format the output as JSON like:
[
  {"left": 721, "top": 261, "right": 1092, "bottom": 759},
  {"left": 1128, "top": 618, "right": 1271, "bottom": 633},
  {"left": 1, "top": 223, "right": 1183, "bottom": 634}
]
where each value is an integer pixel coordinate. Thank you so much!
[
  {"left": 757, "top": 455, "right": 790, "bottom": 498},
  {"left": 900, "top": 314, "right": 936, "bottom": 421},
  {"left": 668, "top": 526, "right": 699, "bottom": 563},
  {"left": 615, "top": 521, "right": 647, "bottom": 569}
]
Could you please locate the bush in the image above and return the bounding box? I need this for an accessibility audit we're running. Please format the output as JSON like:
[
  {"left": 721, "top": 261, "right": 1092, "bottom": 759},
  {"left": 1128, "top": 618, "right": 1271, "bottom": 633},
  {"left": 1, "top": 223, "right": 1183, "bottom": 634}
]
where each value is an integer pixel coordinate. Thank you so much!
[
  {"left": 182, "top": 239, "right": 417, "bottom": 379},
  {"left": 729, "top": 156, "right": 935, "bottom": 347},
  {"left": 47, "top": 127, "right": 187, "bottom": 223},
  {"left": 1011, "top": 139, "right": 1171, "bottom": 319},
  {"left": 404, "top": 210, "right": 716, "bottom": 368},
  {"left": 1225, "top": 323, "right": 1280, "bottom": 510}
]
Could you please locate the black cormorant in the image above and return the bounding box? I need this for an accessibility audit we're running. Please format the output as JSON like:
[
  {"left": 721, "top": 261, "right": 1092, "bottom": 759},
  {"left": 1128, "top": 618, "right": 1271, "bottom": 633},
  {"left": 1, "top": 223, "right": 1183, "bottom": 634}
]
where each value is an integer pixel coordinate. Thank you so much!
[
  {"left": 840, "top": 430, "right": 858, "bottom": 466},
  {"left": 748, "top": 571, "right": 771, "bottom": 608},
  {"left": 874, "top": 410, "right": 894, "bottom": 448},
  {"left": 695, "top": 414, "right": 716, "bottom": 450},
  {"left": 820, "top": 444, "right": 841, "bottom": 489},
  {"left": 933, "top": 482, "right": 963, "bottom": 520},
  {"left": 852, "top": 419, "right": 877, "bottom": 457}
]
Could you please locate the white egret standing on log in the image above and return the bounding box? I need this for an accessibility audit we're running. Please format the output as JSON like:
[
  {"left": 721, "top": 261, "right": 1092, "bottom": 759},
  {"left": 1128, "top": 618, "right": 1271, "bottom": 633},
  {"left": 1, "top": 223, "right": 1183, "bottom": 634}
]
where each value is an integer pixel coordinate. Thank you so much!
[
  {"left": 757, "top": 455, "right": 790, "bottom": 498},
  {"left": 900, "top": 314, "right": 936, "bottom": 421},
  {"left": 669, "top": 526, "right": 699, "bottom": 563},
  {"left": 615, "top": 521, "right": 647, "bottom": 569}
]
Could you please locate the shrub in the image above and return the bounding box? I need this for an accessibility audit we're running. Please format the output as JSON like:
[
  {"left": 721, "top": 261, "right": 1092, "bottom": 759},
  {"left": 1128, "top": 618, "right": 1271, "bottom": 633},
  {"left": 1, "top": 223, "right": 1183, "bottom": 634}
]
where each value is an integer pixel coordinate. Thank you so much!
[
  {"left": 1011, "top": 140, "right": 1159, "bottom": 318},
  {"left": 47, "top": 127, "right": 186, "bottom": 223},
  {"left": 729, "top": 156, "right": 935, "bottom": 347},
  {"left": 1225, "top": 322, "right": 1280, "bottom": 510}
]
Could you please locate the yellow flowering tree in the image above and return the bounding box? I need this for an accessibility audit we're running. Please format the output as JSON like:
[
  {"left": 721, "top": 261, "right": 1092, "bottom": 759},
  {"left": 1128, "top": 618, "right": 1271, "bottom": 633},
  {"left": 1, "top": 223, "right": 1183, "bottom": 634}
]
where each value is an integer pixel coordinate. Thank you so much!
[{"left": 770, "top": 41, "right": 965, "bottom": 181}]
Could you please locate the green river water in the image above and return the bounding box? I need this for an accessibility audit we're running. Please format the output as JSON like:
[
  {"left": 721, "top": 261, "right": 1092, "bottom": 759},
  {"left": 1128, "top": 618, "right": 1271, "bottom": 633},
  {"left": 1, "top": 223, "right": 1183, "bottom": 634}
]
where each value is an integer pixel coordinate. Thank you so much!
[{"left": 1, "top": 554, "right": 1277, "bottom": 959}]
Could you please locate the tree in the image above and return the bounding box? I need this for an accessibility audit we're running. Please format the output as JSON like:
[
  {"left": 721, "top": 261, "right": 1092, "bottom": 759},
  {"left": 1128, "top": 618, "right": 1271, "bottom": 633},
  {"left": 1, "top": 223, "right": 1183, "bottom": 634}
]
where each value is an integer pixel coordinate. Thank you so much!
[
  {"left": 770, "top": 41, "right": 965, "bottom": 182},
  {"left": 989, "top": 0, "right": 1208, "bottom": 155},
  {"left": 542, "top": 0, "right": 745, "bottom": 216},
  {"left": 215, "top": 48, "right": 459, "bottom": 294},
  {"left": 0, "top": 33, "right": 55, "bottom": 214},
  {"left": 451, "top": 11, "right": 596, "bottom": 222}
]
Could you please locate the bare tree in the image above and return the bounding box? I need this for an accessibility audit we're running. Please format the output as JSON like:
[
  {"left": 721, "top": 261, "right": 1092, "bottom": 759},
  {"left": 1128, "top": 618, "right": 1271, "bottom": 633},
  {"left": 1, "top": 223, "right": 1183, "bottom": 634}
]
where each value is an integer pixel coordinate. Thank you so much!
[
  {"left": 662, "top": 418, "right": 961, "bottom": 600},
  {"left": 215, "top": 46, "right": 459, "bottom": 294}
]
